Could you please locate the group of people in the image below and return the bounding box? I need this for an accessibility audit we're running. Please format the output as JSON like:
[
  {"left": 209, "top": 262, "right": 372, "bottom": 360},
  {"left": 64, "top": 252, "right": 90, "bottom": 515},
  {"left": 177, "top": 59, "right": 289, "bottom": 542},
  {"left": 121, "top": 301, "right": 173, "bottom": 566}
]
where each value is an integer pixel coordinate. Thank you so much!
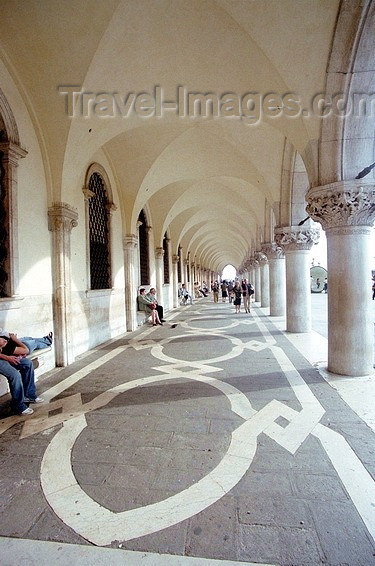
[
  {"left": 194, "top": 281, "right": 209, "bottom": 298},
  {"left": 137, "top": 287, "right": 166, "bottom": 325},
  {"left": 0, "top": 330, "right": 53, "bottom": 416},
  {"left": 211, "top": 279, "right": 255, "bottom": 312}
]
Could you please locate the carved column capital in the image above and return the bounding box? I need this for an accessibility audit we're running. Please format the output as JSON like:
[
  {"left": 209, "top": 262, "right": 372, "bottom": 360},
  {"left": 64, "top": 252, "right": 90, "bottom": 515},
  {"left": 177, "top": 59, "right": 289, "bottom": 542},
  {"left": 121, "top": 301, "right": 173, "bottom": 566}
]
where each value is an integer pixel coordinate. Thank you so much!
[
  {"left": 155, "top": 247, "right": 164, "bottom": 259},
  {"left": 172, "top": 254, "right": 179, "bottom": 264},
  {"left": 48, "top": 202, "right": 78, "bottom": 232},
  {"left": 255, "top": 251, "right": 268, "bottom": 265},
  {"left": 123, "top": 234, "right": 138, "bottom": 250},
  {"left": 275, "top": 225, "right": 320, "bottom": 251},
  {"left": 261, "top": 242, "right": 285, "bottom": 260},
  {"left": 250, "top": 257, "right": 259, "bottom": 268},
  {"left": 306, "top": 181, "right": 375, "bottom": 231}
]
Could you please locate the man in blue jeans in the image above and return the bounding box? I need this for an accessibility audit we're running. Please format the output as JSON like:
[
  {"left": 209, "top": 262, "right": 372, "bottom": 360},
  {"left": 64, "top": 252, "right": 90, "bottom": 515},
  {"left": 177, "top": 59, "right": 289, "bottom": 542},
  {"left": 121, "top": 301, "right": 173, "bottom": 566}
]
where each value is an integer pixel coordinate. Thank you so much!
[{"left": 0, "top": 335, "right": 44, "bottom": 416}]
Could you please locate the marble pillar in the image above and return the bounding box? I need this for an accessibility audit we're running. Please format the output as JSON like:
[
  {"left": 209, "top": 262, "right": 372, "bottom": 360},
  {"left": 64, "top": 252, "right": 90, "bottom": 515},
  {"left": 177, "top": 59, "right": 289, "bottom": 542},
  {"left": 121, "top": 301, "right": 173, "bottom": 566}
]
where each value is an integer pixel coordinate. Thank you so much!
[
  {"left": 257, "top": 252, "right": 269, "bottom": 308},
  {"left": 306, "top": 181, "right": 375, "bottom": 376},
  {"left": 123, "top": 235, "right": 138, "bottom": 332},
  {"left": 155, "top": 247, "right": 164, "bottom": 301},
  {"left": 48, "top": 202, "right": 78, "bottom": 366},
  {"left": 172, "top": 254, "right": 179, "bottom": 308},
  {"left": 262, "top": 243, "right": 286, "bottom": 317},
  {"left": 252, "top": 259, "right": 261, "bottom": 303},
  {"left": 275, "top": 226, "right": 320, "bottom": 332}
]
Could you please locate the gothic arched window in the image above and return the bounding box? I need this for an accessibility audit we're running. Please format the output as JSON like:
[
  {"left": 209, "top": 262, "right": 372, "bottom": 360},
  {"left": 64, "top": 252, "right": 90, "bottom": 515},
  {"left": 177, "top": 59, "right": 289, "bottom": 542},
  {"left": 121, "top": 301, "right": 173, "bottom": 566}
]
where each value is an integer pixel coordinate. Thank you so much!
[
  {"left": 138, "top": 210, "right": 149, "bottom": 285},
  {"left": 87, "top": 170, "right": 111, "bottom": 290},
  {"left": 177, "top": 245, "right": 182, "bottom": 282},
  {"left": 163, "top": 233, "right": 170, "bottom": 284}
]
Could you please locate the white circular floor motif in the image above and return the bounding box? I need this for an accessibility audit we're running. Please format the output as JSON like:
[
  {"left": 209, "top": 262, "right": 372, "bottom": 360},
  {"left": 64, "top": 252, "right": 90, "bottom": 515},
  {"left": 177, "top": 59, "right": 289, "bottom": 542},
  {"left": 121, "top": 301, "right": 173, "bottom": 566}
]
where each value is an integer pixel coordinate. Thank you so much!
[
  {"left": 40, "top": 374, "right": 257, "bottom": 546},
  {"left": 179, "top": 316, "right": 243, "bottom": 332},
  {"left": 150, "top": 333, "right": 245, "bottom": 365}
]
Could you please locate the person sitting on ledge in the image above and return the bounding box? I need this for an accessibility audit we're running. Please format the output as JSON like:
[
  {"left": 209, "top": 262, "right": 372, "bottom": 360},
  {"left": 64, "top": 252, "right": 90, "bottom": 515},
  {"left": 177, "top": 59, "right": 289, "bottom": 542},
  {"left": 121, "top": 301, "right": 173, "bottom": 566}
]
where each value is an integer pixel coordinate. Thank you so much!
[
  {"left": 0, "top": 331, "right": 50, "bottom": 416},
  {"left": 146, "top": 287, "right": 166, "bottom": 322},
  {"left": 137, "top": 288, "right": 163, "bottom": 326},
  {"left": 0, "top": 331, "right": 53, "bottom": 357}
]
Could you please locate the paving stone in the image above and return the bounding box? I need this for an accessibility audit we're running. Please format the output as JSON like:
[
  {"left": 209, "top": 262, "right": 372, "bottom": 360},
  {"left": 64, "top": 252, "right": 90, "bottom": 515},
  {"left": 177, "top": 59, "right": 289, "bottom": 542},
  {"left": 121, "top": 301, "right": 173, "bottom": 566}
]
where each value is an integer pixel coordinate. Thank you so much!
[
  {"left": 85, "top": 412, "right": 128, "bottom": 429},
  {"left": 169, "top": 431, "right": 230, "bottom": 452},
  {"left": 0, "top": 453, "right": 42, "bottom": 480},
  {"left": 121, "top": 415, "right": 209, "bottom": 434},
  {"left": 116, "top": 520, "right": 187, "bottom": 555},
  {"left": 238, "top": 523, "right": 323, "bottom": 565},
  {"left": 308, "top": 500, "right": 375, "bottom": 565},
  {"left": 292, "top": 472, "right": 349, "bottom": 501},
  {"left": 72, "top": 439, "right": 132, "bottom": 465},
  {"left": 151, "top": 466, "right": 206, "bottom": 492},
  {"left": 104, "top": 463, "right": 158, "bottom": 490},
  {"left": 0, "top": 479, "right": 46, "bottom": 537},
  {"left": 232, "top": 471, "right": 294, "bottom": 498},
  {"left": 208, "top": 417, "right": 245, "bottom": 434},
  {"left": 185, "top": 496, "right": 239, "bottom": 561},
  {"left": 72, "top": 461, "right": 114, "bottom": 485},
  {"left": 25, "top": 507, "right": 89, "bottom": 545},
  {"left": 101, "top": 486, "right": 176, "bottom": 512},
  {"left": 164, "top": 446, "right": 224, "bottom": 471},
  {"left": 237, "top": 495, "right": 314, "bottom": 529}
]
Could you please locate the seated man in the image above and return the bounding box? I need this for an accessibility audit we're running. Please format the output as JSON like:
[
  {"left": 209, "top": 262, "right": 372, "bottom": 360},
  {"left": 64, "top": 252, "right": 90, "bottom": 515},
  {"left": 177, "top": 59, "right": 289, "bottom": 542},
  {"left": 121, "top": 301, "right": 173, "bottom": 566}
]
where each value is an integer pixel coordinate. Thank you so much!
[
  {"left": 1, "top": 331, "right": 53, "bottom": 357},
  {"left": 0, "top": 334, "right": 44, "bottom": 416},
  {"left": 137, "top": 288, "right": 162, "bottom": 326},
  {"left": 146, "top": 288, "right": 165, "bottom": 322},
  {"left": 180, "top": 283, "right": 193, "bottom": 304}
]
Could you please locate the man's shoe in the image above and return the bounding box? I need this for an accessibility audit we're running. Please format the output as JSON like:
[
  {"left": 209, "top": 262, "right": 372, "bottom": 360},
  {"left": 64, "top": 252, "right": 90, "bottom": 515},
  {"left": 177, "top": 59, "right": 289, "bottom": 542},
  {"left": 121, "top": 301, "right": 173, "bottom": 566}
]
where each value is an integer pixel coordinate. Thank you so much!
[
  {"left": 24, "top": 396, "right": 44, "bottom": 403},
  {"left": 161, "top": 319, "right": 166, "bottom": 322},
  {"left": 21, "top": 407, "right": 34, "bottom": 415}
]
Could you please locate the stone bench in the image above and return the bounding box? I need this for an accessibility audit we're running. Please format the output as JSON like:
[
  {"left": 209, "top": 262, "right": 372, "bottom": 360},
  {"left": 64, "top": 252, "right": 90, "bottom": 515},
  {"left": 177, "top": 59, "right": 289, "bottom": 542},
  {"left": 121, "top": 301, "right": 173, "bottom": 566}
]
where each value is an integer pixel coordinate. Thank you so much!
[{"left": 137, "top": 310, "right": 151, "bottom": 326}]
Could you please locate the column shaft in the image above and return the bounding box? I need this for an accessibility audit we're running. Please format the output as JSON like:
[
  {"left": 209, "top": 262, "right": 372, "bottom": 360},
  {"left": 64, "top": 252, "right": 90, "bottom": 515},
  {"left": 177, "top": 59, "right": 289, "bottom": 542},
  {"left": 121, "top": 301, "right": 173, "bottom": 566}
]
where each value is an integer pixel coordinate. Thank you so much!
[
  {"left": 48, "top": 203, "right": 78, "bottom": 366},
  {"left": 123, "top": 235, "right": 138, "bottom": 332},
  {"left": 306, "top": 180, "right": 375, "bottom": 376},
  {"left": 285, "top": 250, "right": 311, "bottom": 332},
  {"left": 254, "top": 264, "right": 261, "bottom": 303},
  {"left": 269, "top": 257, "right": 286, "bottom": 317},
  {"left": 327, "top": 226, "right": 373, "bottom": 375}
]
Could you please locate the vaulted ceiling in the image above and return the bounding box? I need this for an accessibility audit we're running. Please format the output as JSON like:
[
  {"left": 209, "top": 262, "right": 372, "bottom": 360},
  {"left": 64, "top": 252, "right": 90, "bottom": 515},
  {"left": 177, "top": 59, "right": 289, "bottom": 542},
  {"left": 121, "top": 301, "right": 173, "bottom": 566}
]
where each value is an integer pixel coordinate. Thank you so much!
[{"left": 0, "top": 0, "right": 340, "bottom": 270}]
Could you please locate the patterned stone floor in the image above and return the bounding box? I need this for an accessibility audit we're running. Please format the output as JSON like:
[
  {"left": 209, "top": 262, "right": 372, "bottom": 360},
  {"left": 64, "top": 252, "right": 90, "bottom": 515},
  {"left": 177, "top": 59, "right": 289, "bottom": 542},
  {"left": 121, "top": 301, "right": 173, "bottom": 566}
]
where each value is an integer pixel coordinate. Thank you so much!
[{"left": 0, "top": 297, "right": 375, "bottom": 566}]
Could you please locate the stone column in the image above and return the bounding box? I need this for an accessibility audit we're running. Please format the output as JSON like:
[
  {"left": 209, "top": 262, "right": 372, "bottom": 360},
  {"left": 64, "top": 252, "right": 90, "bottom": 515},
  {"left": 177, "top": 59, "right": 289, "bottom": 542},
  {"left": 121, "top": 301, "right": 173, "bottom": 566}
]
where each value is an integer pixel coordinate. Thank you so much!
[
  {"left": 48, "top": 202, "right": 78, "bottom": 366},
  {"left": 155, "top": 247, "right": 164, "bottom": 301},
  {"left": 172, "top": 254, "right": 179, "bottom": 308},
  {"left": 253, "top": 259, "right": 262, "bottom": 303},
  {"left": 306, "top": 181, "right": 375, "bottom": 376},
  {"left": 257, "top": 252, "right": 269, "bottom": 307},
  {"left": 275, "top": 226, "right": 320, "bottom": 332},
  {"left": 190, "top": 263, "right": 195, "bottom": 297},
  {"left": 183, "top": 259, "right": 188, "bottom": 286},
  {"left": 262, "top": 243, "right": 286, "bottom": 316},
  {"left": 123, "top": 235, "right": 138, "bottom": 332}
]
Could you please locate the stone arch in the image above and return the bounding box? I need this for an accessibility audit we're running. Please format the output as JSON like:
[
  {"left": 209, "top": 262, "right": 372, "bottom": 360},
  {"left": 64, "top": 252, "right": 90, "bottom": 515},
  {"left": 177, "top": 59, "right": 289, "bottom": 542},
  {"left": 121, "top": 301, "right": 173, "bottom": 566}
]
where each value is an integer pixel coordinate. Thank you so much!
[
  {"left": 0, "top": 89, "right": 27, "bottom": 297},
  {"left": 0, "top": 87, "right": 20, "bottom": 145},
  {"left": 318, "top": 0, "right": 375, "bottom": 185}
]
